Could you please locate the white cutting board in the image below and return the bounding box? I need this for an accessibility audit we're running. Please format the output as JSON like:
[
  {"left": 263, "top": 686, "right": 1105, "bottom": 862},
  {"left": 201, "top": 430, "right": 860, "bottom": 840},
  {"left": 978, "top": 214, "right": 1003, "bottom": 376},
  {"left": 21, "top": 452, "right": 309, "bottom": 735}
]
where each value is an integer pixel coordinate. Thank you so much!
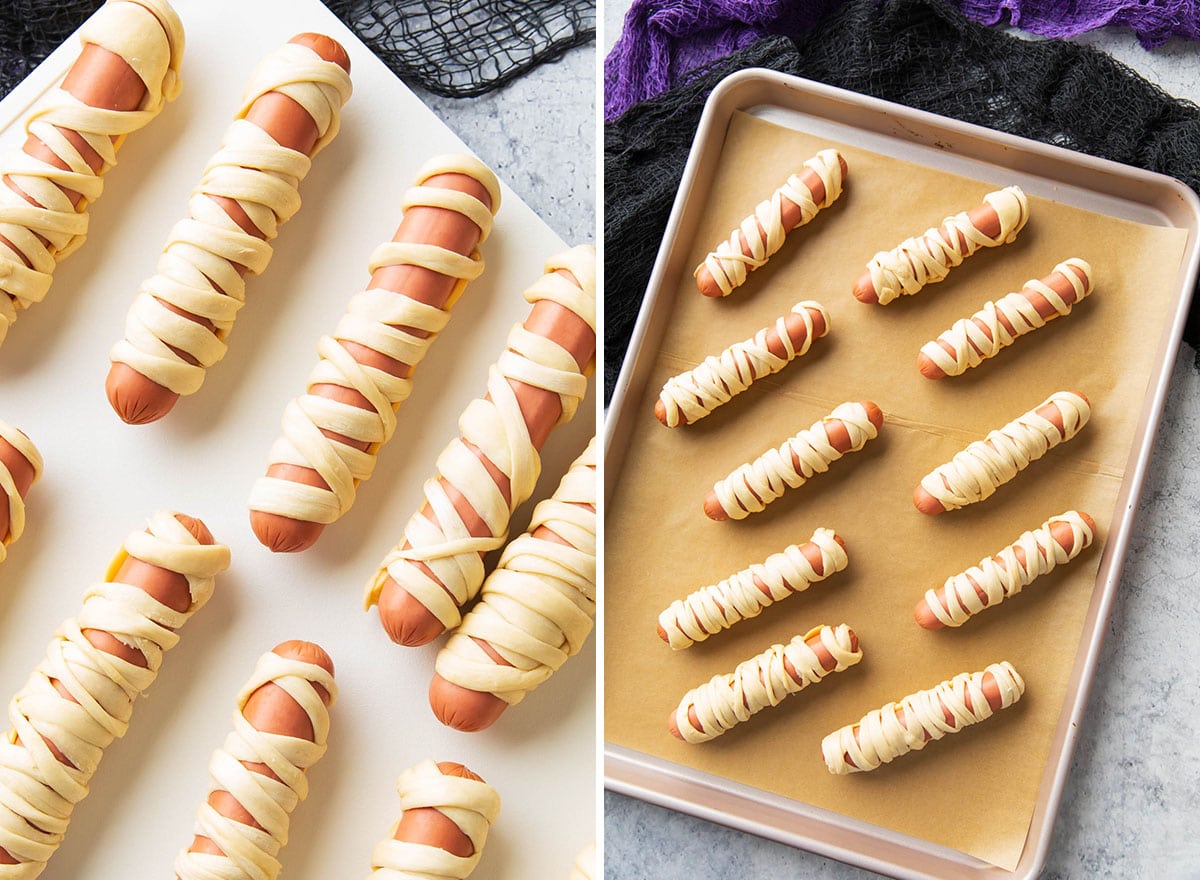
[{"left": 0, "top": 1, "right": 596, "bottom": 877}]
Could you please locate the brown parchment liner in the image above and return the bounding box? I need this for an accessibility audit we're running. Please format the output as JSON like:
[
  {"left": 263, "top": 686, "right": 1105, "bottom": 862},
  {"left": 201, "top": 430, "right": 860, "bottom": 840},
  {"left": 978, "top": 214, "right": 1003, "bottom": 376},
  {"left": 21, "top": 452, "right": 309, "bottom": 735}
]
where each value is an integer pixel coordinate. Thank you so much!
[{"left": 604, "top": 111, "right": 1189, "bottom": 871}]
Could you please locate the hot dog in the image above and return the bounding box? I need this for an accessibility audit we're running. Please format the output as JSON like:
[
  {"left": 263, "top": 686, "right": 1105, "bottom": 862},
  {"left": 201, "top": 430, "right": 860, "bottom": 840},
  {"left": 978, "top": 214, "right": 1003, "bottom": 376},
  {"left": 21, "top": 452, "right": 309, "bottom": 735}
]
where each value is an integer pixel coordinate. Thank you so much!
[
  {"left": 106, "top": 33, "right": 353, "bottom": 424},
  {"left": 655, "top": 301, "right": 829, "bottom": 427},
  {"left": 914, "top": 390, "right": 1090, "bottom": 515},
  {"left": 694, "top": 150, "right": 845, "bottom": 297},
  {"left": 0, "top": 421, "right": 42, "bottom": 562},
  {"left": 430, "top": 437, "right": 596, "bottom": 732},
  {"left": 705, "top": 400, "right": 882, "bottom": 521},
  {"left": 852, "top": 186, "right": 1029, "bottom": 305},
  {"left": 0, "top": 0, "right": 184, "bottom": 344},
  {"left": 0, "top": 511, "right": 229, "bottom": 876},
  {"left": 365, "top": 245, "right": 596, "bottom": 647},
  {"left": 247, "top": 154, "right": 502, "bottom": 552},
  {"left": 174, "top": 640, "right": 335, "bottom": 880}
]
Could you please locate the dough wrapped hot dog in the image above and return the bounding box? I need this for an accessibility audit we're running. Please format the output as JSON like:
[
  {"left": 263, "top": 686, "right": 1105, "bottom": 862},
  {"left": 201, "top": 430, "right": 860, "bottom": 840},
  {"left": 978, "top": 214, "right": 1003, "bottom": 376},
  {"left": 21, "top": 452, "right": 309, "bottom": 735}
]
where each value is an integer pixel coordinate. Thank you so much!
[
  {"left": 431, "top": 437, "right": 596, "bottom": 732},
  {"left": 0, "top": 421, "right": 42, "bottom": 563},
  {"left": 0, "top": 0, "right": 184, "bottom": 344},
  {"left": 0, "top": 511, "right": 229, "bottom": 877},
  {"left": 107, "top": 34, "right": 353, "bottom": 424},
  {"left": 365, "top": 245, "right": 596, "bottom": 647},
  {"left": 174, "top": 641, "right": 336, "bottom": 880},
  {"left": 247, "top": 154, "right": 501, "bottom": 552}
]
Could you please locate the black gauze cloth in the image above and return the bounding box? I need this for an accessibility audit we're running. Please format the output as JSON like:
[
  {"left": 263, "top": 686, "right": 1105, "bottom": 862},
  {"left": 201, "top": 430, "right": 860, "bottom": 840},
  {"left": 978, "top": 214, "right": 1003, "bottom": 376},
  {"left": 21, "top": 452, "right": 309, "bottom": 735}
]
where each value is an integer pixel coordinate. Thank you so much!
[{"left": 604, "top": 0, "right": 1200, "bottom": 401}]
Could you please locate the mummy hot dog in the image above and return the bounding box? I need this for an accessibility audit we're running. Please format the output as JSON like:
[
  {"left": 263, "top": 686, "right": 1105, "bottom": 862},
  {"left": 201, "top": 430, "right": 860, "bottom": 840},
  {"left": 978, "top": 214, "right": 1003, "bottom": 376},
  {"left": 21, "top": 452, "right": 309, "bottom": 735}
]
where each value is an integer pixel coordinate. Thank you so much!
[
  {"left": 0, "top": 511, "right": 229, "bottom": 877},
  {"left": 106, "top": 34, "right": 353, "bottom": 424},
  {"left": 914, "top": 390, "right": 1090, "bottom": 515},
  {"left": 852, "top": 186, "right": 1029, "bottom": 305},
  {"left": 247, "top": 154, "right": 501, "bottom": 552},
  {"left": 695, "top": 150, "right": 845, "bottom": 297},
  {"left": 368, "top": 759, "right": 500, "bottom": 879},
  {"left": 655, "top": 300, "right": 829, "bottom": 427},
  {"left": 705, "top": 401, "right": 882, "bottom": 521},
  {"left": 657, "top": 528, "right": 847, "bottom": 649},
  {"left": 915, "top": 510, "right": 1095, "bottom": 629},
  {"left": 822, "top": 661, "right": 1025, "bottom": 774},
  {"left": 0, "top": 421, "right": 42, "bottom": 563},
  {"left": 0, "top": 0, "right": 184, "bottom": 344},
  {"left": 365, "top": 245, "right": 596, "bottom": 647},
  {"left": 431, "top": 437, "right": 596, "bottom": 732},
  {"left": 919, "top": 258, "right": 1094, "bottom": 379},
  {"left": 174, "top": 641, "right": 336, "bottom": 880}
]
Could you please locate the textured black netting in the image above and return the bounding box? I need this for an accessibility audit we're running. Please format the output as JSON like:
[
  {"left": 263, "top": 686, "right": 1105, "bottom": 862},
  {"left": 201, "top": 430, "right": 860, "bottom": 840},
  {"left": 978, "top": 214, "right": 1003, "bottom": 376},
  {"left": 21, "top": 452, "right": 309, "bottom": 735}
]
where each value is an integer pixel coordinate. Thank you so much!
[
  {"left": 0, "top": 0, "right": 594, "bottom": 100},
  {"left": 605, "top": 0, "right": 1200, "bottom": 400}
]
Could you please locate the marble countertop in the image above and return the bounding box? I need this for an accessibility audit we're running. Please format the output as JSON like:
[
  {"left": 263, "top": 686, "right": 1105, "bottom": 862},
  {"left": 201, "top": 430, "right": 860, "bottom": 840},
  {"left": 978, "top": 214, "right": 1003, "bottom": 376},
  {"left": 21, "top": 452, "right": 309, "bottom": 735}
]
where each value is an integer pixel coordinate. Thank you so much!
[{"left": 602, "top": 7, "right": 1200, "bottom": 878}]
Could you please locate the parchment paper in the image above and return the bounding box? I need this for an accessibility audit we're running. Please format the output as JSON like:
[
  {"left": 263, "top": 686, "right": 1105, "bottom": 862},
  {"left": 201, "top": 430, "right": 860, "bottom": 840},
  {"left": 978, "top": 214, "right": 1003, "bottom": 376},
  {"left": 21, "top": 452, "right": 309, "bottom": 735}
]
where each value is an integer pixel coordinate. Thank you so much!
[{"left": 604, "top": 111, "right": 1190, "bottom": 871}]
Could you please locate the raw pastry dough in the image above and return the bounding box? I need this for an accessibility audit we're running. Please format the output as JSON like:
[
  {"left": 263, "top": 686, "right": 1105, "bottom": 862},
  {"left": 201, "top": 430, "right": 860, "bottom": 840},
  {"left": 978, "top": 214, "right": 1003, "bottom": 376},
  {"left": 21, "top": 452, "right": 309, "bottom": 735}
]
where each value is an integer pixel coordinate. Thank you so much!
[
  {"left": 658, "top": 300, "right": 828, "bottom": 427},
  {"left": 865, "top": 186, "right": 1029, "bottom": 305},
  {"left": 0, "top": 0, "right": 184, "bottom": 344},
  {"left": 658, "top": 527, "right": 847, "bottom": 649},
  {"left": 920, "top": 258, "right": 1093, "bottom": 377},
  {"left": 919, "top": 390, "right": 1090, "bottom": 512},
  {"left": 822, "top": 661, "right": 1025, "bottom": 774},
  {"left": 696, "top": 149, "right": 844, "bottom": 296},
  {"left": 0, "top": 511, "right": 229, "bottom": 878},
  {"left": 247, "top": 154, "right": 501, "bottom": 526},
  {"left": 567, "top": 842, "right": 595, "bottom": 880},
  {"left": 109, "top": 38, "right": 352, "bottom": 395},
  {"left": 674, "top": 624, "right": 862, "bottom": 744},
  {"left": 0, "top": 421, "right": 42, "bottom": 560},
  {"left": 711, "top": 400, "right": 879, "bottom": 520},
  {"left": 365, "top": 245, "right": 596, "bottom": 629},
  {"left": 923, "top": 510, "right": 1094, "bottom": 627},
  {"left": 369, "top": 759, "right": 500, "bottom": 879},
  {"left": 175, "top": 649, "right": 336, "bottom": 880},
  {"left": 436, "top": 437, "right": 595, "bottom": 706}
]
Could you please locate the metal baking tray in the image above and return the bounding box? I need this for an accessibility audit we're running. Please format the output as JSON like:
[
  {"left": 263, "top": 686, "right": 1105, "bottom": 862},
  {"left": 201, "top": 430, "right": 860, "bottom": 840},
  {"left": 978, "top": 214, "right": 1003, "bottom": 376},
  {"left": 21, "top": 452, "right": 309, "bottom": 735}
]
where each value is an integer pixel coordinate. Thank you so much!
[{"left": 603, "top": 69, "right": 1200, "bottom": 879}]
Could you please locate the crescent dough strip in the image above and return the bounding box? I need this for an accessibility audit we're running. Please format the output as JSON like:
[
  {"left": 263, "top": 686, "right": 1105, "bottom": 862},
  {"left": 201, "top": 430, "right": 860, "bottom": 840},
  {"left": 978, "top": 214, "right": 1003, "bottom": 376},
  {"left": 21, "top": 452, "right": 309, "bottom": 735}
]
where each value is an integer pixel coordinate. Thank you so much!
[
  {"left": 436, "top": 437, "right": 596, "bottom": 706},
  {"left": 919, "top": 390, "right": 1090, "bottom": 512},
  {"left": 865, "top": 186, "right": 1029, "bottom": 305},
  {"left": 675, "top": 624, "right": 862, "bottom": 744},
  {"left": 246, "top": 155, "right": 501, "bottom": 526},
  {"left": 0, "top": 0, "right": 184, "bottom": 343},
  {"left": 364, "top": 245, "right": 596, "bottom": 629},
  {"left": 658, "top": 300, "right": 829, "bottom": 427},
  {"left": 174, "top": 650, "right": 336, "bottom": 880},
  {"left": 0, "top": 421, "right": 43, "bottom": 562},
  {"left": 822, "top": 661, "right": 1025, "bottom": 774},
  {"left": 567, "top": 842, "right": 595, "bottom": 880},
  {"left": 0, "top": 512, "right": 230, "bottom": 877},
  {"left": 712, "top": 401, "right": 879, "bottom": 520},
  {"left": 696, "top": 149, "right": 844, "bottom": 296},
  {"left": 109, "top": 40, "right": 352, "bottom": 396},
  {"left": 368, "top": 759, "right": 501, "bottom": 879},
  {"left": 920, "top": 258, "right": 1093, "bottom": 377},
  {"left": 658, "top": 527, "right": 847, "bottom": 650}
]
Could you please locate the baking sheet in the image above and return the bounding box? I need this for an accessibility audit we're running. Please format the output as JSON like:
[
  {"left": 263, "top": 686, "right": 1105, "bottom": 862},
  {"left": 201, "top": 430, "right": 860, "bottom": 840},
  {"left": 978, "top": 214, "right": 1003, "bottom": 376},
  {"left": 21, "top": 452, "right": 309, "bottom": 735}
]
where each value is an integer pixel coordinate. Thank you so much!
[
  {"left": 0, "top": 1, "right": 595, "bottom": 878},
  {"left": 604, "top": 110, "right": 1188, "bottom": 870}
]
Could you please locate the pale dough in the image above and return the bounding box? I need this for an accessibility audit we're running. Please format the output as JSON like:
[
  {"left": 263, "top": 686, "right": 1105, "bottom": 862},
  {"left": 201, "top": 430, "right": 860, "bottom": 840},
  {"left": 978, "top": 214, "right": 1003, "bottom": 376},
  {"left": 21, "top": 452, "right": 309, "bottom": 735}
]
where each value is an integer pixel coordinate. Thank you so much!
[
  {"left": 920, "top": 258, "right": 1093, "bottom": 377},
  {"left": 822, "top": 661, "right": 1025, "bottom": 774},
  {"left": 109, "top": 39, "right": 353, "bottom": 395},
  {"left": 919, "top": 390, "right": 1090, "bottom": 512},
  {"left": 675, "top": 624, "right": 862, "bottom": 744},
  {"left": 866, "top": 186, "right": 1029, "bottom": 305},
  {"left": 247, "top": 154, "right": 501, "bottom": 526},
  {"left": 0, "top": 0, "right": 184, "bottom": 344},
  {"left": 658, "top": 527, "right": 847, "bottom": 650},
  {"left": 369, "top": 759, "right": 500, "bottom": 879},
  {"left": 697, "top": 149, "right": 844, "bottom": 296},
  {"left": 657, "top": 300, "right": 828, "bottom": 427},
  {"left": 0, "top": 511, "right": 230, "bottom": 878},
  {"left": 0, "top": 421, "right": 42, "bottom": 561},
  {"left": 712, "top": 400, "right": 879, "bottom": 520},
  {"left": 435, "top": 437, "right": 595, "bottom": 706},
  {"left": 365, "top": 245, "right": 596, "bottom": 629},
  {"left": 567, "top": 842, "right": 595, "bottom": 880},
  {"left": 175, "top": 649, "right": 336, "bottom": 880}
]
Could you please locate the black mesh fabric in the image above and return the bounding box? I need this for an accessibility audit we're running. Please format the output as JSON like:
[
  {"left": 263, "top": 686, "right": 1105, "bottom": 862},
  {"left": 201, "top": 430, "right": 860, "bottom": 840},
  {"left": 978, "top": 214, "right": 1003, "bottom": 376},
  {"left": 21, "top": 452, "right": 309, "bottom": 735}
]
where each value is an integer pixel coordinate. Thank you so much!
[{"left": 605, "top": 0, "right": 1200, "bottom": 400}]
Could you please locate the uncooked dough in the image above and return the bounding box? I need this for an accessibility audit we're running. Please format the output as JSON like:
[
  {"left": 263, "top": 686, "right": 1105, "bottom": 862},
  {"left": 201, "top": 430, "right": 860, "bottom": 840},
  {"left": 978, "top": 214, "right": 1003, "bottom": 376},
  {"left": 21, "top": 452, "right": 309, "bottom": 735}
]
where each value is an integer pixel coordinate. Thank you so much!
[
  {"left": 567, "top": 842, "right": 595, "bottom": 880},
  {"left": 0, "top": 421, "right": 42, "bottom": 560}
]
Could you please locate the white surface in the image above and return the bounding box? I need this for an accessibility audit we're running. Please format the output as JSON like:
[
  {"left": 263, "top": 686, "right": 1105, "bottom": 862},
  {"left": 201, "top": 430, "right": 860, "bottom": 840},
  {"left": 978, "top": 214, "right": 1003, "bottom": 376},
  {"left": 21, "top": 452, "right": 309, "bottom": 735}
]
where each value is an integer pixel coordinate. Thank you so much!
[{"left": 0, "top": 1, "right": 596, "bottom": 878}]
